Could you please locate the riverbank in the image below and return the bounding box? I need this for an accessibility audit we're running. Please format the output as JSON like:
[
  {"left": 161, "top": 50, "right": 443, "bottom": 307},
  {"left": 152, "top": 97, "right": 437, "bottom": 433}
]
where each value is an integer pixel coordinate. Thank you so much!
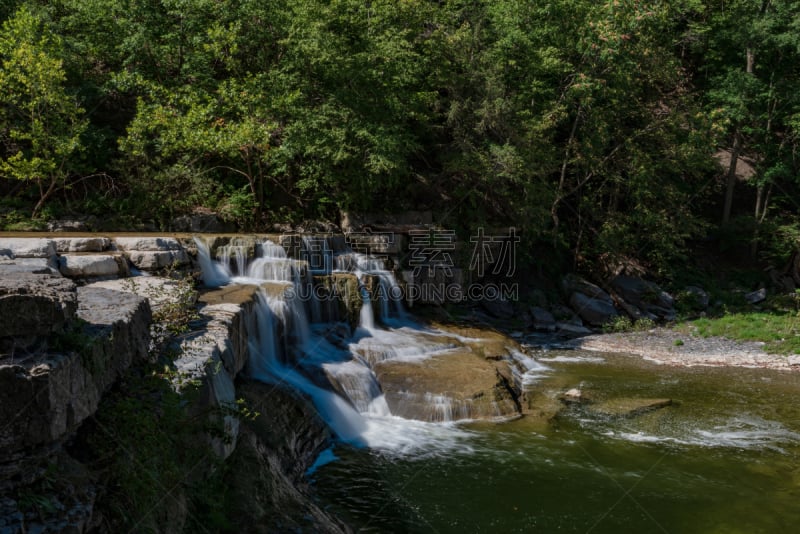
[{"left": 570, "top": 327, "right": 800, "bottom": 371}]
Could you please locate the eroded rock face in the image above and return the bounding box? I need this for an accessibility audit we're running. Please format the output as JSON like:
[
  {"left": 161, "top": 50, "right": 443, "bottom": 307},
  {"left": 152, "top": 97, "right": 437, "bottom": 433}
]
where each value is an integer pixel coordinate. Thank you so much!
[
  {"left": 0, "top": 286, "right": 150, "bottom": 472},
  {"left": 0, "top": 273, "right": 77, "bottom": 340},
  {"left": 224, "top": 381, "right": 349, "bottom": 534},
  {"left": 374, "top": 350, "right": 520, "bottom": 422}
]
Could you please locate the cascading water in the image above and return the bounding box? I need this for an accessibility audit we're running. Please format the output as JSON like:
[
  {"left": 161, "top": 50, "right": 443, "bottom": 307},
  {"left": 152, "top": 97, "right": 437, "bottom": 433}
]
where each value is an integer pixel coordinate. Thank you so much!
[
  {"left": 194, "top": 237, "right": 231, "bottom": 287},
  {"left": 248, "top": 289, "right": 368, "bottom": 444},
  {"left": 195, "top": 234, "right": 523, "bottom": 453},
  {"left": 216, "top": 240, "right": 249, "bottom": 277}
]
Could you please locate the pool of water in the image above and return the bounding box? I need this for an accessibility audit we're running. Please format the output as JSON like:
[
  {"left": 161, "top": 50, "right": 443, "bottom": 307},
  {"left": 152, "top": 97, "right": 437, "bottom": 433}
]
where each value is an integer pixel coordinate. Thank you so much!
[{"left": 311, "top": 351, "right": 800, "bottom": 533}]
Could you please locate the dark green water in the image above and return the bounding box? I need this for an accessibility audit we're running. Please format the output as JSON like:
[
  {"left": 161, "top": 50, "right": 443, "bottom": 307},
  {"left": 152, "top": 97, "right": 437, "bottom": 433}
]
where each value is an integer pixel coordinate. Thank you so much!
[{"left": 311, "top": 352, "right": 800, "bottom": 533}]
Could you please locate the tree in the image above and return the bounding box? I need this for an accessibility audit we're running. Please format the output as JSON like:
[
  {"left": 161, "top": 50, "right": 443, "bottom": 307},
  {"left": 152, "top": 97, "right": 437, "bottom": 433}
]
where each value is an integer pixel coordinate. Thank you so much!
[{"left": 0, "top": 6, "right": 87, "bottom": 216}]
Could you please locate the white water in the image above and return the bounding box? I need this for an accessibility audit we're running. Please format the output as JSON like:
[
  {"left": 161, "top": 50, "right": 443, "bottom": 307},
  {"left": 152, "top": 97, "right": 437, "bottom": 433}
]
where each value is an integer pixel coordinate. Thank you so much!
[
  {"left": 194, "top": 237, "right": 231, "bottom": 287},
  {"left": 216, "top": 240, "right": 249, "bottom": 276},
  {"left": 194, "top": 235, "right": 538, "bottom": 455}
]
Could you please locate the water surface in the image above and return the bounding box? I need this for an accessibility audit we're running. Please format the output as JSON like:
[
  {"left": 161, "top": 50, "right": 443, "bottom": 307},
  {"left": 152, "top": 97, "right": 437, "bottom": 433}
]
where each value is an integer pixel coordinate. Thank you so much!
[{"left": 312, "top": 352, "right": 800, "bottom": 533}]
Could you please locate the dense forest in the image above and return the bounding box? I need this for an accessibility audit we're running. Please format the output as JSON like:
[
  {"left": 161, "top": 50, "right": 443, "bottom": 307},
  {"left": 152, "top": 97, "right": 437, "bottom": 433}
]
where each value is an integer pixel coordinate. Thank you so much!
[{"left": 1, "top": 0, "right": 799, "bottom": 277}]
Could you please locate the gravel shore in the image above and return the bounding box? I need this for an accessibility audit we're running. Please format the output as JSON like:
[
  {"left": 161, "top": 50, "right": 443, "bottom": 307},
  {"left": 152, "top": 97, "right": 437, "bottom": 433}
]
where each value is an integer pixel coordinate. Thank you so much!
[{"left": 569, "top": 327, "right": 800, "bottom": 371}]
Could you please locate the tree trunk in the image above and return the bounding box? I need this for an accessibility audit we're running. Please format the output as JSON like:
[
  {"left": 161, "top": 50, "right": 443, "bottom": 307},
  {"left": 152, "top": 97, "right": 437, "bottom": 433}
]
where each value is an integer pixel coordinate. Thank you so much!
[
  {"left": 32, "top": 176, "right": 58, "bottom": 218},
  {"left": 722, "top": 130, "right": 740, "bottom": 225}
]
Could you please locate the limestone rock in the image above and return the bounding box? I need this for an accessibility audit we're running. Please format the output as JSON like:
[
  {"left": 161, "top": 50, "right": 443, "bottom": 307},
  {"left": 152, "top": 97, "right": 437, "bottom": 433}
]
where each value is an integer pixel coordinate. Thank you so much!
[
  {"left": 569, "top": 292, "right": 618, "bottom": 326},
  {"left": 53, "top": 237, "right": 111, "bottom": 253},
  {"left": 58, "top": 254, "right": 126, "bottom": 278},
  {"left": 0, "top": 286, "right": 150, "bottom": 456},
  {"left": 560, "top": 388, "right": 590, "bottom": 404},
  {"left": 91, "top": 276, "right": 196, "bottom": 313},
  {"left": 0, "top": 257, "right": 60, "bottom": 276},
  {"left": 126, "top": 249, "right": 190, "bottom": 270},
  {"left": 113, "top": 237, "right": 184, "bottom": 251},
  {"left": 111, "top": 237, "right": 190, "bottom": 271},
  {"left": 374, "top": 350, "right": 520, "bottom": 422},
  {"left": 0, "top": 238, "right": 56, "bottom": 259},
  {"left": 224, "top": 382, "right": 349, "bottom": 533},
  {"left": 0, "top": 274, "right": 77, "bottom": 340}
]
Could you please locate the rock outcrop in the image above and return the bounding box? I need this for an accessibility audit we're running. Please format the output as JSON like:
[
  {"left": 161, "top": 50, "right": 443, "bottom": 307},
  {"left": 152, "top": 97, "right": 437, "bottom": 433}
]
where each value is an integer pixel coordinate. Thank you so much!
[
  {"left": 0, "top": 278, "right": 150, "bottom": 496},
  {"left": 0, "top": 273, "right": 77, "bottom": 343},
  {"left": 610, "top": 275, "right": 676, "bottom": 320}
]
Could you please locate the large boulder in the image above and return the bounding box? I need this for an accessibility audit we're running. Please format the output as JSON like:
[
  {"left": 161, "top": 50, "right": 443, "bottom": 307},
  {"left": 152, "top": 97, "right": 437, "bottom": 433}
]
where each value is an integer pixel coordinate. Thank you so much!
[
  {"left": 562, "top": 274, "right": 613, "bottom": 303},
  {"left": 53, "top": 237, "right": 111, "bottom": 253},
  {"left": 373, "top": 350, "right": 520, "bottom": 422},
  {"left": 610, "top": 275, "right": 675, "bottom": 320},
  {"left": 113, "top": 237, "right": 189, "bottom": 271},
  {"left": 0, "top": 273, "right": 77, "bottom": 340},
  {"left": 58, "top": 254, "right": 128, "bottom": 279},
  {"left": 569, "top": 291, "right": 618, "bottom": 326},
  {"left": 480, "top": 295, "right": 515, "bottom": 319},
  {"left": 530, "top": 306, "right": 556, "bottom": 331},
  {"left": 683, "top": 285, "right": 710, "bottom": 310}
]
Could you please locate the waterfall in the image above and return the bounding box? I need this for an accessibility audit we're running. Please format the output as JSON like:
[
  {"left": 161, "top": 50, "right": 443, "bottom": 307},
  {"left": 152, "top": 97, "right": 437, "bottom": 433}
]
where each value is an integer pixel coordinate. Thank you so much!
[
  {"left": 194, "top": 237, "right": 230, "bottom": 287},
  {"left": 301, "top": 236, "right": 333, "bottom": 274},
  {"left": 248, "top": 290, "right": 368, "bottom": 444},
  {"left": 194, "top": 233, "right": 497, "bottom": 454},
  {"left": 357, "top": 273, "right": 375, "bottom": 330},
  {"left": 216, "top": 241, "right": 248, "bottom": 276},
  {"left": 323, "top": 360, "right": 391, "bottom": 416}
]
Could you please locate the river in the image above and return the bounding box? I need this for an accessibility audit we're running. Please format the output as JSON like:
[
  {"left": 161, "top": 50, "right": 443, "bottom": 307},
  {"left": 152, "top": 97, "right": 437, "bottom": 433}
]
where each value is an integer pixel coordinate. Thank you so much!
[{"left": 312, "top": 351, "right": 800, "bottom": 533}]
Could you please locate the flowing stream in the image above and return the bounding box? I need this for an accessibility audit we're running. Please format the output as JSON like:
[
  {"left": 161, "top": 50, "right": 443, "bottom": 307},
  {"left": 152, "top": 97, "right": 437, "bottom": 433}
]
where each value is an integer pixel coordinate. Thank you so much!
[{"left": 195, "top": 237, "right": 800, "bottom": 533}]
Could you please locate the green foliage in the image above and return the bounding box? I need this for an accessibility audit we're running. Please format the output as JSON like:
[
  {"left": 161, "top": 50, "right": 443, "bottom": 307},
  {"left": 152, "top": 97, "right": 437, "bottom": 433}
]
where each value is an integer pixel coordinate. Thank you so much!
[
  {"left": 689, "top": 312, "right": 800, "bottom": 354},
  {"left": 0, "top": 0, "right": 798, "bottom": 272},
  {"left": 0, "top": 6, "right": 87, "bottom": 216},
  {"left": 602, "top": 316, "right": 657, "bottom": 334},
  {"left": 121, "top": 274, "right": 199, "bottom": 356}
]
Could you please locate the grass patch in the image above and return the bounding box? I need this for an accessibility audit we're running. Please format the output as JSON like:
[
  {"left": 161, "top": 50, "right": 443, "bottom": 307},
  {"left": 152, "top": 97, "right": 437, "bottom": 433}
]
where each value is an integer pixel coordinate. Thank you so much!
[{"left": 686, "top": 312, "right": 800, "bottom": 354}]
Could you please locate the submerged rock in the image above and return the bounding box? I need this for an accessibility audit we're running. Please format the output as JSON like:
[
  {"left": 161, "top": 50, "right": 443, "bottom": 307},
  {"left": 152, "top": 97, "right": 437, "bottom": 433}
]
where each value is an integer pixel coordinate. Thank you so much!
[
  {"left": 560, "top": 388, "right": 590, "bottom": 404},
  {"left": 374, "top": 350, "right": 521, "bottom": 422},
  {"left": 591, "top": 398, "right": 673, "bottom": 418}
]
